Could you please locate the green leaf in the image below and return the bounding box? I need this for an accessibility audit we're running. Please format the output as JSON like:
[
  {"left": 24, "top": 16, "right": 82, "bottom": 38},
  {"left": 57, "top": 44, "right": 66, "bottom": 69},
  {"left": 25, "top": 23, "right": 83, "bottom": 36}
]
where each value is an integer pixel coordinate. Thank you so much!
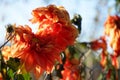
[
  {"left": 7, "top": 57, "right": 20, "bottom": 72},
  {"left": 14, "top": 74, "right": 24, "bottom": 80},
  {"left": 7, "top": 69, "right": 14, "bottom": 79},
  {"left": 68, "top": 46, "right": 76, "bottom": 56},
  {"left": 22, "top": 73, "right": 32, "bottom": 80}
]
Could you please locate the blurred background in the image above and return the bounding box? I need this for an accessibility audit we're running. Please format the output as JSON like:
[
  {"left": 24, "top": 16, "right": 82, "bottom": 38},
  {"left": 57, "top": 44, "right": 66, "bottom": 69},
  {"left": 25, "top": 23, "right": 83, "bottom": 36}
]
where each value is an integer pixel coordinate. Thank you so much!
[{"left": 0, "top": 0, "right": 119, "bottom": 45}]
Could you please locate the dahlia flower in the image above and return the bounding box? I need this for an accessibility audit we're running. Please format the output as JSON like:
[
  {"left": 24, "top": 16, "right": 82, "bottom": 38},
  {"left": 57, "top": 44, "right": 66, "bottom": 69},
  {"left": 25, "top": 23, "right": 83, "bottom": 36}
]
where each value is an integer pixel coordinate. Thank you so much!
[
  {"left": 30, "top": 5, "right": 78, "bottom": 50},
  {"left": 2, "top": 5, "right": 78, "bottom": 79},
  {"left": 104, "top": 15, "right": 120, "bottom": 52}
]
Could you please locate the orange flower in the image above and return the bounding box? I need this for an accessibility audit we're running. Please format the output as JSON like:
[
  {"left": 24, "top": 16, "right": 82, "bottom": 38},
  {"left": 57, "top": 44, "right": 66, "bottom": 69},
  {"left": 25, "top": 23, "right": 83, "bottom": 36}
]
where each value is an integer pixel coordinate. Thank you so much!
[
  {"left": 30, "top": 5, "right": 70, "bottom": 26},
  {"left": 104, "top": 15, "right": 120, "bottom": 52},
  {"left": 2, "top": 46, "right": 11, "bottom": 61},
  {"left": 61, "top": 60, "right": 80, "bottom": 80},
  {"left": 31, "top": 5, "right": 78, "bottom": 50},
  {"left": 3, "top": 25, "right": 61, "bottom": 77},
  {"left": 91, "top": 36, "right": 107, "bottom": 51},
  {"left": 2, "top": 5, "right": 78, "bottom": 79},
  {"left": 61, "top": 48, "right": 80, "bottom": 80},
  {"left": 104, "top": 15, "right": 120, "bottom": 36}
]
